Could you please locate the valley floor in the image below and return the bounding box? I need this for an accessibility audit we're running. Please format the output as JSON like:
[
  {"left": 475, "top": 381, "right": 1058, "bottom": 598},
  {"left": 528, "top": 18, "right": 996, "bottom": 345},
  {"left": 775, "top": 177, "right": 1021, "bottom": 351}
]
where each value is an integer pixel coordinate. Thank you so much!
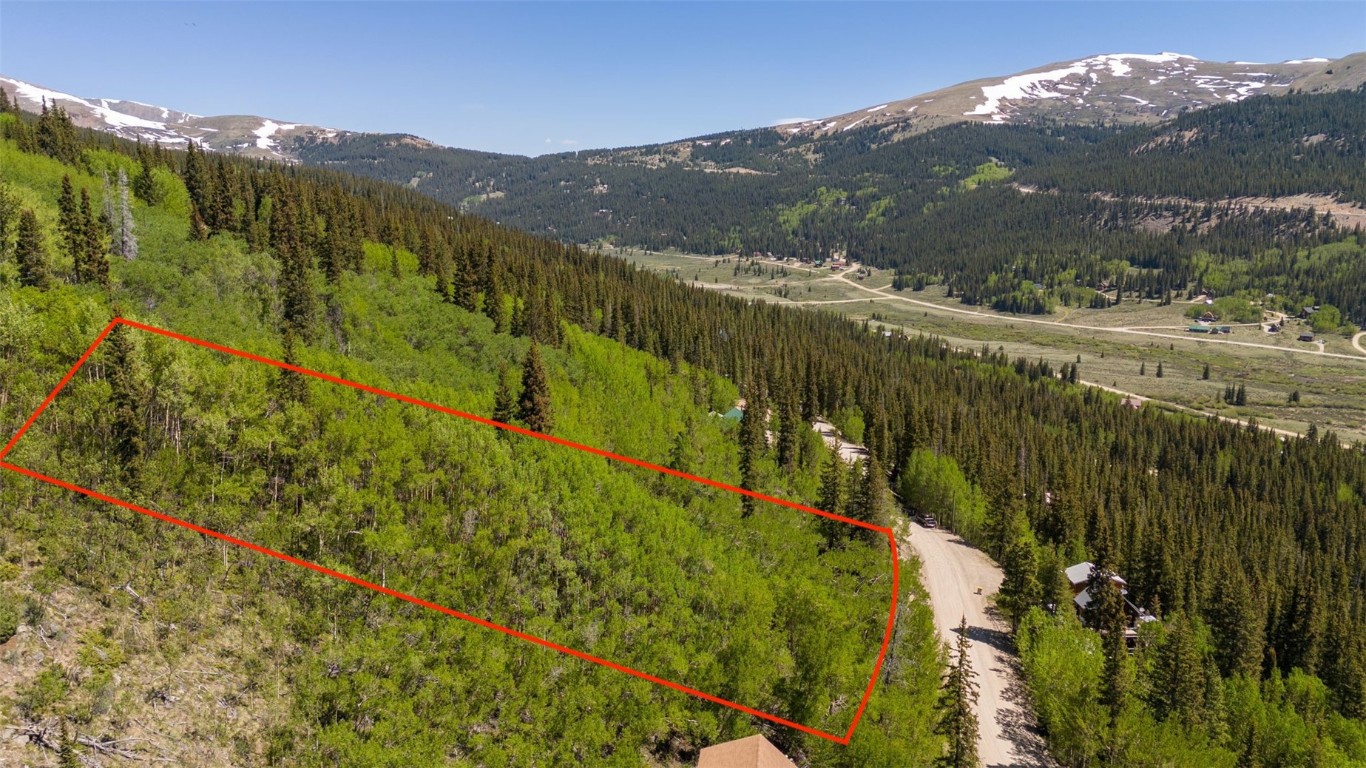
[{"left": 611, "top": 247, "right": 1366, "bottom": 445}]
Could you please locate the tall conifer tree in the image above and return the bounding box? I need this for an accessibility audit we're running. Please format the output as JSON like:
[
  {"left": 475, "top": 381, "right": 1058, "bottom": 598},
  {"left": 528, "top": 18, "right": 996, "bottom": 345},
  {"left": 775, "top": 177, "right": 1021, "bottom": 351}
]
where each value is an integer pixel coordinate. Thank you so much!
[{"left": 517, "top": 341, "right": 553, "bottom": 434}]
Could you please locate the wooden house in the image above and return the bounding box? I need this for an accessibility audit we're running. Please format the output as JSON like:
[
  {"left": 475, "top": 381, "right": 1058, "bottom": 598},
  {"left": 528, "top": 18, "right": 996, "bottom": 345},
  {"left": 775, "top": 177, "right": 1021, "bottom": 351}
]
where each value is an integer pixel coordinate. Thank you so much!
[{"left": 698, "top": 735, "right": 797, "bottom": 768}]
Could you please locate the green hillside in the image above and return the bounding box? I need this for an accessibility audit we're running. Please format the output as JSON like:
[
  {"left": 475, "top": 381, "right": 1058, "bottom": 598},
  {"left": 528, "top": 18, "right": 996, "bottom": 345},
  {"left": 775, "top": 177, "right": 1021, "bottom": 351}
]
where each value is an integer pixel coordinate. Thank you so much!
[
  {"left": 0, "top": 113, "right": 941, "bottom": 765},
  {"left": 2, "top": 101, "right": 1365, "bottom": 768},
  {"left": 294, "top": 88, "right": 1366, "bottom": 321}
]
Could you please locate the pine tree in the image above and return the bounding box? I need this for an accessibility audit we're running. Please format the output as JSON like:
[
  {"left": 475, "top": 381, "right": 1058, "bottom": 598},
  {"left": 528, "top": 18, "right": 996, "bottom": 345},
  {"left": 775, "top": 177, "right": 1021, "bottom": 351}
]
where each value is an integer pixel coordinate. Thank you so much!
[
  {"left": 0, "top": 184, "right": 19, "bottom": 261},
  {"left": 1139, "top": 362, "right": 1146, "bottom": 376},
  {"left": 1149, "top": 613, "right": 1206, "bottom": 730},
  {"left": 851, "top": 455, "right": 890, "bottom": 533},
  {"left": 1206, "top": 561, "right": 1263, "bottom": 678},
  {"left": 998, "top": 509, "right": 1042, "bottom": 628},
  {"left": 936, "top": 617, "right": 980, "bottom": 768},
  {"left": 106, "top": 322, "right": 146, "bottom": 490},
  {"left": 272, "top": 187, "right": 314, "bottom": 337},
  {"left": 183, "top": 140, "right": 213, "bottom": 227},
  {"left": 277, "top": 329, "right": 309, "bottom": 405},
  {"left": 133, "top": 145, "right": 161, "bottom": 205},
  {"left": 15, "top": 209, "right": 49, "bottom": 288},
  {"left": 492, "top": 369, "right": 516, "bottom": 431},
  {"left": 817, "top": 449, "right": 847, "bottom": 546},
  {"left": 36, "top": 101, "right": 79, "bottom": 164},
  {"left": 1202, "top": 362, "right": 1211, "bottom": 380},
  {"left": 1155, "top": 361, "right": 1164, "bottom": 378},
  {"left": 79, "top": 188, "right": 109, "bottom": 286},
  {"left": 737, "top": 388, "right": 766, "bottom": 517},
  {"left": 776, "top": 391, "right": 800, "bottom": 471},
  {"left": 1235, "top": 384, "right": 1247, "bottom": 406},
  {"left": 57, "top": 175, "right": 83, "bottom": 274},
  {"left": 516, "top": 341, "right": 553, "bottom": 434}
]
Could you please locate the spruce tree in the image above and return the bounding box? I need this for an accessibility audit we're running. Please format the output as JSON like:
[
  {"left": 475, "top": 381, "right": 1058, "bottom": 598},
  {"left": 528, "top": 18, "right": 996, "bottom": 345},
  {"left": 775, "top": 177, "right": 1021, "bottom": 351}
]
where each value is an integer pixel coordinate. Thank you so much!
[
  {"left": 183, "top": 140, "right": 213, "bottom": 227},
  {"left": 36, "top": 101, "right": 79, "bottom": 164},
  {"left": 1149, "top": 613, "right": 1206, "bottom": 730},
  {"left": 106, "top": 322, "right": 146, "bottom": 490},
  {"left": 776, "top": 391, "right": 800, "bottom": 471},
  {"left": 133, "top": 145, "right": 161, "bottom": 205},
  {"left": 0, "top": 184, "right": 19, "bottom": 261},
  {"left": 57, "top": 175, "right": 82, "bottom": 273},
  {"left": 737, "top": 388, "right": 766, "bottom": 516},
  {"left": 277, "top": 329, "right": 309, "bottom": 405},
  {"left": 852, "top": 455, "right": 890, "bottom": 533},
  {"left": 936, "top": 617, "right": 980, "bottom": 768},
  {"left": 492, "top": 369, "right": 516, "bottom": 432},
  {"left": 516, "top": 341, "right": 553, "bottom": 434},
  {"left": 79, "top": 188, "right": 109, "bottom": 286},
  {"left": 271, "top": 188, "right": 314, "bottom": 337},
  {"left": 998, "top": 513, "right": 1042, "bottom": 627},
  {"left": 15, "top": 209, "right": 49, "bottom": 288},
  {"left": 817, "top": 449, "right": 848, "bottom": 547}
]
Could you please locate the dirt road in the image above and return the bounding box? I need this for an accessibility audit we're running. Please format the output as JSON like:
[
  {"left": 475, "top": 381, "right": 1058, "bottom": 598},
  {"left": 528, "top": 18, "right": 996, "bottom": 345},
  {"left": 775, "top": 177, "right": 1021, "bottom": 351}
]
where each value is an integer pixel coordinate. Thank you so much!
[
  {"left": 901, "top": 521, "right": 1054, "bottom": 768},
  {"left": 825, "top": 271, "right": 1366, "bottom": 363},
  {"left": 1353, "top": 331, "right": 1366, "bottom": 357}
]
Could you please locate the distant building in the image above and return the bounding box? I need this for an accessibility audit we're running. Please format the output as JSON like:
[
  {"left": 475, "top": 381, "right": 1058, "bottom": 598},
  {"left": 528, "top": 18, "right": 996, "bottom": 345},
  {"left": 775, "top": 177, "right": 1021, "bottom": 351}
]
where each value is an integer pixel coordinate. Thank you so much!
[
  {"left": 1066, "top": 562, "right": 1158, "bottom": 643},
  {"left": 721, "top": 406, "right": 744, "bottom": 422},
  {"left": 698, "top": 735, "right": 798, "bottom": 768},
  {"left": 1120, "top": 397, "right": 1143, "bottom": 409},
  {"left": 1299, "top": 333, "right": 1315, "bottom": 342}
]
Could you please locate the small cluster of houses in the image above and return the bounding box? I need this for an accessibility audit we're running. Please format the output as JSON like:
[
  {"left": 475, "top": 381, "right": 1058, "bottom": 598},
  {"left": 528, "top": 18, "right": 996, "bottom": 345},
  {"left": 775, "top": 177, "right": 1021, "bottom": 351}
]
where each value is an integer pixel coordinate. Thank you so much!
[
  {"left": 745, "top": 250, "right": 860, "bottom": 272},
  {"left": 1187, "top": 324, "right": 1232, "bottom": 334}
]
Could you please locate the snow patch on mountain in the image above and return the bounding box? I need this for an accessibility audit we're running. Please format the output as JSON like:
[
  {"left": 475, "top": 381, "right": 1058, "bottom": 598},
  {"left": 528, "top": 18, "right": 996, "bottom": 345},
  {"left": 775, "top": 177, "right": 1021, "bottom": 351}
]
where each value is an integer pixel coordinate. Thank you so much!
[{"left": 254, "top": 119, "right": 299, "bottom": 152}]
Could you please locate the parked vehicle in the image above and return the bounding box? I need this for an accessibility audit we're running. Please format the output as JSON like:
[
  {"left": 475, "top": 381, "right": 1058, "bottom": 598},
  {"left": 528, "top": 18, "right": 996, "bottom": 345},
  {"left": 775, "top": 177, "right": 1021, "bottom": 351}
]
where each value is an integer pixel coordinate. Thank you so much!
[{"left": 916, "top": 512, "right": 937, "bottom": 529}]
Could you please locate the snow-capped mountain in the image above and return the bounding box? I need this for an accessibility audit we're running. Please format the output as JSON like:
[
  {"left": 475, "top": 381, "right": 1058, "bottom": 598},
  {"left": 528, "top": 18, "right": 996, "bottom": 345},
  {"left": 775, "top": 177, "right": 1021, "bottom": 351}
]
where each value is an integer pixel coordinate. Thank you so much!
[
  {"left": 0, "top": 76, "right": 348, "bottom": 159},
  {"left": 781, "top": 52, "right": 1364, "bottom": 136},
  {"left": 3, "top": 51, "right": 1360, "bottom": 164}
]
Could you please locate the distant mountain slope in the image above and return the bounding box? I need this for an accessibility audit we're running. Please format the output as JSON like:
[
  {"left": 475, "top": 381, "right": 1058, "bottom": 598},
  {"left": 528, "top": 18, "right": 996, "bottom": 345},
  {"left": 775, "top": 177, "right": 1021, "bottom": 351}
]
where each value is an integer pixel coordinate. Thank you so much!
[
  {"left": 1018, "top": 85, "right": 1366, "bottom": 202},
  {"left": 0, "top": 75, "right": 349, "bottom": 159},
  {"left": 782, "top": 52, "right": 1366, "bottom": 137},
  {"left": 5, "top": 51, "right": 1360, "bottom": 165}
]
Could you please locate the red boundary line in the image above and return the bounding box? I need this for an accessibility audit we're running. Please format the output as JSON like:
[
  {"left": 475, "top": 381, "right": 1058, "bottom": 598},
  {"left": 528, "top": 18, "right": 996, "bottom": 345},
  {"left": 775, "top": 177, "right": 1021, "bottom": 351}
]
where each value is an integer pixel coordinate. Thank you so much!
[{"left": 0, "top": 317, "right": 900, "bottom": 744}]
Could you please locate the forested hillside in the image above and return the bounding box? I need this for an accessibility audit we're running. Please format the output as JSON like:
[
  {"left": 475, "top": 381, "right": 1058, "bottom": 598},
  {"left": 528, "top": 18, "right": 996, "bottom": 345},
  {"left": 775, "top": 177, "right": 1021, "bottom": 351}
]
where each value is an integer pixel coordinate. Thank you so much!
[
  {"left": 294, "top": 87, "right": 1366, "bottom": 322},
  {"left": 1, "top": 99, "right": 1364, "bottom": 767},
  {"left": 0, "top": 107, "right": 940, "bottom": 765},
  {"left": 1019, "top": 86, "right": 1366, "bottom": 202}
]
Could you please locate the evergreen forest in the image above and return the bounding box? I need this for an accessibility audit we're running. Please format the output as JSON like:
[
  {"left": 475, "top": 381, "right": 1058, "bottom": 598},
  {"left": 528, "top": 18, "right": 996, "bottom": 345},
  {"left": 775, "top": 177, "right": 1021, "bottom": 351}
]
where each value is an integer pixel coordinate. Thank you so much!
[{"left": 0, "top": 95, "right": 1363, "bottom": 766}]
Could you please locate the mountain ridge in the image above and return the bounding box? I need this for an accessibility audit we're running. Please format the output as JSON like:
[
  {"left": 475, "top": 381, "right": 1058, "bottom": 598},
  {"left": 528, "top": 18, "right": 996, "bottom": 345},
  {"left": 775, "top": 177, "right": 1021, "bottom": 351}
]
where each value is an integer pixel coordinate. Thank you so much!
[{"left": 3, "top": 51, "right": 1361, "bottom": 161}]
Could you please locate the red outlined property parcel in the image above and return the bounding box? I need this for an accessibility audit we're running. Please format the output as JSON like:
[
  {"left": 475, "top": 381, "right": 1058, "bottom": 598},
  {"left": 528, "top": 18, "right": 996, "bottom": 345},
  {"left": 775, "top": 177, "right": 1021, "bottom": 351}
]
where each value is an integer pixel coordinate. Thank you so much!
[{"left": 0, "top": 316, "right": 900, "bottom": 744}]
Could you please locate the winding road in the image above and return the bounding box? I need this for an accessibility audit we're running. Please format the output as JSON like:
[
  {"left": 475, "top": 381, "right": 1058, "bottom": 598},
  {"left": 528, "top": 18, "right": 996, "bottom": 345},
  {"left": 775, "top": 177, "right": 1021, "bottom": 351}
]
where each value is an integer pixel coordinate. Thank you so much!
[
  {"left": 811, "top": 422, "right": 1052, "bottom": 765},
  {"left": 901, "top": 522, "right": 1054, "bottom": 768}
]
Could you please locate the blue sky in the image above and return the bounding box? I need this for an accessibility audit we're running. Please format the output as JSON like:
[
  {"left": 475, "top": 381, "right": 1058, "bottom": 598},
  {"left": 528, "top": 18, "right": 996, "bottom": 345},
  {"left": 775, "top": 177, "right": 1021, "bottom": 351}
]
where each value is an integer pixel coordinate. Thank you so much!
[{"left": 2, "top": 2, "right": 1362, "bottom": 156}]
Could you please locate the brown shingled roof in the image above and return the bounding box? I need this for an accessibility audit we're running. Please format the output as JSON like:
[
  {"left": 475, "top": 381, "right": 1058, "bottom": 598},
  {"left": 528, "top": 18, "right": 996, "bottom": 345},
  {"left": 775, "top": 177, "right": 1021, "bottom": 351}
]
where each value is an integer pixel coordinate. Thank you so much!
[{"left": 697, "top": 735, "right": 797, "bottom": 768}]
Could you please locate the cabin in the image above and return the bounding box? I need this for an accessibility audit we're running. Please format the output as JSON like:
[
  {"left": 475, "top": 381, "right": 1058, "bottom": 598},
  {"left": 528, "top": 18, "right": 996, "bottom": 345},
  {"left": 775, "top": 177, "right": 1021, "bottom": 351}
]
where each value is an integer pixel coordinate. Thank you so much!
[
  {"left": 1217, "top": 326, "right": 1232, "bottom": 334},
  {"left": 1199, "top": 311, "right": 1217, "bottom": 322},
  {"left": 1299, "top": 333, "right": 1316, "bottom": 343},
  {"left": 1120, "top": 397, "right": 1143, "bottom": 409},
  {"left": 1065, "top": 562, "right": 1158, "bottom": 643},
  {"left": 720, "top": 406, "right": 744, "bottom": 423},
  {"left": 698, "top": 735, "right": 798, "bottom": 768},
  {"left": 1187, "top": 326, "right": 1213, "bottom": 334}
]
